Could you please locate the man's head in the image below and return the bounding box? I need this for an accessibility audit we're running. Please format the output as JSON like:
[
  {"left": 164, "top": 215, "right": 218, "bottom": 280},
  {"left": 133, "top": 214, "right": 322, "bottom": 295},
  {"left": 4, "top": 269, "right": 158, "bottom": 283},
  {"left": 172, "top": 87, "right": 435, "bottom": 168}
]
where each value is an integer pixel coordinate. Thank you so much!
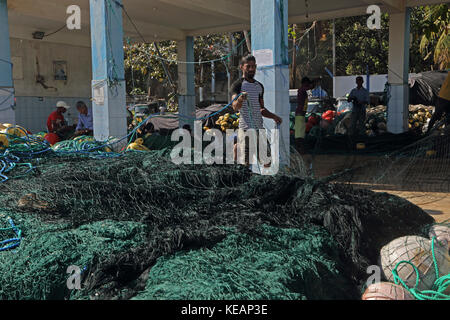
[
  {"left": 301, "top": 77, "right": 314, "bottom": 89},
  {"left": 356, "top": 76, "right": 364, "bottom": 88},
  {"left": 76, "top": 101, "right": 88, "bottom": 115},
  {"left": 56, "top": 101, "right": 70, "bottom": 113},
  {"left": 240, "top": 54, "right": 257, "bottom": 80}
]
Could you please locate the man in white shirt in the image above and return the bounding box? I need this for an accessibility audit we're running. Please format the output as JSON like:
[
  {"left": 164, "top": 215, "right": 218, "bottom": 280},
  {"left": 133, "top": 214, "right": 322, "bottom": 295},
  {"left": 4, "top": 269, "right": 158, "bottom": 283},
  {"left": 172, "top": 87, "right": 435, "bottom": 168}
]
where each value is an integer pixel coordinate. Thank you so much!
[
  {"left": 75, "top": 101, "right": 93, "bottom": 136},
  {"left": 348, "top": 76, "right": 370, "bottom": 136}
]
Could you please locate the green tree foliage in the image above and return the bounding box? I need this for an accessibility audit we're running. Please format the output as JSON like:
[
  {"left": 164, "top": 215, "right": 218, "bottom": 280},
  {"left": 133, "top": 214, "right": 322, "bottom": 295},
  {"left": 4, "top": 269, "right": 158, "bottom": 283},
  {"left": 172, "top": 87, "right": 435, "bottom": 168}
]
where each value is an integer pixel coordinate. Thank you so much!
[
  {"left": 335, "top": 15, "right": 390, "bottom": 76},
  {"left": 123, "top": 33, "right": 245, "bottom": 100},
  {"left": 417, "top": 4, "right": 449, "bottom": 70},
  {"left": 124, "top": 5, "right": 447, "bottom": 101},
  {"left": 289, "top": 5, "right": 448, "bottom": 92},
  {"left": 124, "top": 40, "right": 177, "bottom": 97}
]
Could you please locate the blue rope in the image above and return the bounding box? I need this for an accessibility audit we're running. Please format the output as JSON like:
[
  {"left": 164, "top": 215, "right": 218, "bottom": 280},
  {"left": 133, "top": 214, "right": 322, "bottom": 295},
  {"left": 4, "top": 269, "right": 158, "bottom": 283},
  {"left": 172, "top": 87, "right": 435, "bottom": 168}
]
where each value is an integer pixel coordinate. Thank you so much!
[
  {"left": 0, "top": 218, "right": 22, "bottom": 252},
  {"left": 0, "top": 94, "right": 244, "bottom": 182}
]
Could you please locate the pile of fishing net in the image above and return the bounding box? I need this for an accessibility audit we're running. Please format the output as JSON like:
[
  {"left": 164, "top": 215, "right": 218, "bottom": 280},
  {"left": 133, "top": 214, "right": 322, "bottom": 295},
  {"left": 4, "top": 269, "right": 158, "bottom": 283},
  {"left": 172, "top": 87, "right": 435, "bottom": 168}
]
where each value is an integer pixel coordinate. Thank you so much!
[
  {"left": 0, "top": 211, "right": 147, "bottom": 300},
  {"left": 0, "top": 149, "right": 435, "bottom": 300}
]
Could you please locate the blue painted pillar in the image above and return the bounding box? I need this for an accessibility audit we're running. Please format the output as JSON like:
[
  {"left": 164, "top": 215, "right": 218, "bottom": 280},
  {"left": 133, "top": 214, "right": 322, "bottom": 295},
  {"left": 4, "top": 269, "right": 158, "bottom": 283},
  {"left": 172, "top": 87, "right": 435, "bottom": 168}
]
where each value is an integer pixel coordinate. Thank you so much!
[
  {"left": 178, "top": 36, "right": 195, "bottom": 130},
  {"left": 89, "top": 0, "right": 127, "bottom": 142},
  {"left": 251, "top": 0, "right": 290, "bottom": 166},
  {"left": 0, "top": 0, "right": 15, "bottom": 125}
]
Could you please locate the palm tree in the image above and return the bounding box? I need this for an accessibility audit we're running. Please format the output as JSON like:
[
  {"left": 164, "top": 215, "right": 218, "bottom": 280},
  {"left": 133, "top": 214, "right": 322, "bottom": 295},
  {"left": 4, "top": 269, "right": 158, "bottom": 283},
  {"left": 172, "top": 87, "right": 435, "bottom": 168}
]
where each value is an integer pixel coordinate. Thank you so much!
[{"left": 419, "top": 4, "right": 449, "bottom": 70}]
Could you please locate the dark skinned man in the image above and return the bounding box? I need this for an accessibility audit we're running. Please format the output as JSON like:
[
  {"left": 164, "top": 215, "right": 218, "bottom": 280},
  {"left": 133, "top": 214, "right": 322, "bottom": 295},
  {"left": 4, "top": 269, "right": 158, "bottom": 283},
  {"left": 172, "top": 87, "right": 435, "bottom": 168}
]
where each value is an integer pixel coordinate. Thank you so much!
[{"left": 231, "top": 54, "right": 282, "bottom": 167}]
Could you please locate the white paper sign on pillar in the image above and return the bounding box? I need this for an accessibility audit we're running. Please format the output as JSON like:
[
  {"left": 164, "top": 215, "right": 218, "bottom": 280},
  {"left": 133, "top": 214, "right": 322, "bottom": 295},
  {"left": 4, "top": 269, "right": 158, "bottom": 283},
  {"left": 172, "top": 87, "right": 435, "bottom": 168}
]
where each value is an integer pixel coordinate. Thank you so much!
[
  {"left": 253, "top": 49, "right": 273, "bottom": 67},
  {"left": 92, "top": 80, "right": 106, "bottom": 106}
]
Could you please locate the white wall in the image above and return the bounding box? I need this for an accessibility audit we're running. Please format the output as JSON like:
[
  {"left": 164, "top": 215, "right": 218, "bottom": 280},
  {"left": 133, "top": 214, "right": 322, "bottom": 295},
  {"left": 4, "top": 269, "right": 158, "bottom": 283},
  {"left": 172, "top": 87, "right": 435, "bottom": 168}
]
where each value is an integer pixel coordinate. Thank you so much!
[
  {"left": 9, "top": 38, "right": 92, "bottom": 132},
  {"left": 335, "top": 74, "right": 388, "bottom": 98}
]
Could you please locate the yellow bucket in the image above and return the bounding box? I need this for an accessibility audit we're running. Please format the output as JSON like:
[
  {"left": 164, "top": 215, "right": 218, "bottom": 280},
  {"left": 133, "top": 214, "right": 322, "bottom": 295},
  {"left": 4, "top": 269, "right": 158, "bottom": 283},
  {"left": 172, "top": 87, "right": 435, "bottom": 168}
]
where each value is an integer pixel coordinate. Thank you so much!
[{"left": 356, "top": 143, "right": 366, "bottom": 150}]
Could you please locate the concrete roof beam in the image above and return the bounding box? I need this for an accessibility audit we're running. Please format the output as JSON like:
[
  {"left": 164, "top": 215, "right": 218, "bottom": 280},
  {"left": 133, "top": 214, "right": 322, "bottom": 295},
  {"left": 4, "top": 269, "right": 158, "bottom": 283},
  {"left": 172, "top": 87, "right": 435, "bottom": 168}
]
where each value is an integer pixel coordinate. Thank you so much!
[
  {"left": 361, "top": 0, "right": 406, "bottom": 12},
  {"left": 159, "top": 0, "right": 250, "bottom": 21}
]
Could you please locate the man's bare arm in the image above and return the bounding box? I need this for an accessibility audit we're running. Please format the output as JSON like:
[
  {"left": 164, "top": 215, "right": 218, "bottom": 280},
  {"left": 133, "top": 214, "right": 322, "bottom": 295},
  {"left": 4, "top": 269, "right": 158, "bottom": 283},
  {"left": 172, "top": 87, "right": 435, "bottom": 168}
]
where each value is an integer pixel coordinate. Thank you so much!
[
  {"left": 232, "top": 93, "right": 247, "bottom": 112},
  {"left": 260, "top": 98, "right": 282, "bottom": 124}
]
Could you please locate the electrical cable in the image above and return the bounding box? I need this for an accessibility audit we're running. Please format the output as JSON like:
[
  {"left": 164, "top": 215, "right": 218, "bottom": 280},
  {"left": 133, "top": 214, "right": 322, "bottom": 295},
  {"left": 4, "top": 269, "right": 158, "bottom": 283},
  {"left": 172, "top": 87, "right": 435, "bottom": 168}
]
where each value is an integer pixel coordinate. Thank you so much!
[{"left": 43, "top": 25, "right": 67, "bottom": 38}]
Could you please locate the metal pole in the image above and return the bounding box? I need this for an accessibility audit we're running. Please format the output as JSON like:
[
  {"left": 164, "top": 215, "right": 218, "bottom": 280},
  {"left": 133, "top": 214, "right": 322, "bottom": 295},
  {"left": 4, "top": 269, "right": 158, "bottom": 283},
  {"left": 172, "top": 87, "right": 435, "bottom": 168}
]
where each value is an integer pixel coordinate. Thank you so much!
[
  {"left": 199, "top": 57, "right": 204, "bottom": 102},
  {"left": 292, "top": 24, "right": 297, "bottom": 88},
  {"left": 211, "top": 61, "right": 215, "bottom": 101},
  {"left": 332, "top": 19, "right": 336, "bottom": 98},
  {"left": 244, "top": 30, "right": 251, "bottom": 53},
  {"left": 228, "top": 33, "right": 233, "bottom": 101}
]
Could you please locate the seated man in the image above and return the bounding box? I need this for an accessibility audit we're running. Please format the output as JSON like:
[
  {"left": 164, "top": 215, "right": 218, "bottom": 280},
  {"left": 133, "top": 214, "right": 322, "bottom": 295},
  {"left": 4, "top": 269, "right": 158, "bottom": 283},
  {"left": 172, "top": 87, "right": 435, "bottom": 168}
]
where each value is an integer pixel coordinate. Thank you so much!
[
  {"left": 74, "top": 101, "right": 93, "bottom": 137},
  {"left": 47, "top": 101, "right": 74, "bottom": 139}
]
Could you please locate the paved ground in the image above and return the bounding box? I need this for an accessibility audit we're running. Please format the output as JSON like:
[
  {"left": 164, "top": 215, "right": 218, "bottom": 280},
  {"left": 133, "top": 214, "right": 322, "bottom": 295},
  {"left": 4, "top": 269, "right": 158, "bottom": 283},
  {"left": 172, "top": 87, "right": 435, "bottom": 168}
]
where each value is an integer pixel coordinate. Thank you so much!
[
  {"left": 308, "top": 154, "right": 450, "bottom": 224},
  {"left": 374, "top": 190, "right": 450, "bottom": 223}
]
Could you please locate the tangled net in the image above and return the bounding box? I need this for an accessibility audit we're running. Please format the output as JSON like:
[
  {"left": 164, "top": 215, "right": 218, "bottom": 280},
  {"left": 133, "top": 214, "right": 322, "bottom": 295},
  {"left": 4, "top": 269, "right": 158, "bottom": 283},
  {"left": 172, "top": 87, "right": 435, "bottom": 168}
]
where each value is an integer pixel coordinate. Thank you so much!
[{"left": 0, "top": 147, "right": 435, "bottom": 300}]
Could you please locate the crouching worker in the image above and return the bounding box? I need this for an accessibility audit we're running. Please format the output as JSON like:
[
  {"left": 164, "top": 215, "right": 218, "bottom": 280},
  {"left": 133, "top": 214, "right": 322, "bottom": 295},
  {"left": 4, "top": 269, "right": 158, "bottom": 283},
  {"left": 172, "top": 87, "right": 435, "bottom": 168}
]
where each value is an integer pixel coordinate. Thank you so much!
[{"left": 47, "top": 101, "right": 75, "bottom": 140}]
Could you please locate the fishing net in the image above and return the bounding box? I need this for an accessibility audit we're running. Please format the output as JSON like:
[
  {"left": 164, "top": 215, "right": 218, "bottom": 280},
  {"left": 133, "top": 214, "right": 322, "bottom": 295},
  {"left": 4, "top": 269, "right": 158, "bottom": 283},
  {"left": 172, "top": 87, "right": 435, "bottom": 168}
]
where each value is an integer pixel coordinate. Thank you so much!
[
  {"left": 0, "top": 211, "right": 147, "bottom": 300},
  {"left": 0, "top": 146, "right": 435, "bottom": 300},
  {"left": 133, "top": 224, "right": 359, "bottom": 300},
  {"left": 1, "top": 107, "right": 449, "bottom": 300},
  {"left": 315, "top": 131, "right": 450, "bottom": 198}
]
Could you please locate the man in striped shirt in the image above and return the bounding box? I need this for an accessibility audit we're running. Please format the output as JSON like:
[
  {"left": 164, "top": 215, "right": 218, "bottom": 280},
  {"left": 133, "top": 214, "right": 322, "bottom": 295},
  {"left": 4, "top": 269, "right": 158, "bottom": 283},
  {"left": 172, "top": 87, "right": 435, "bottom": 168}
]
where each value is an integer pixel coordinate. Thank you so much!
[{"left": 231, "top": 55, "right": 282, "bottom": 166}]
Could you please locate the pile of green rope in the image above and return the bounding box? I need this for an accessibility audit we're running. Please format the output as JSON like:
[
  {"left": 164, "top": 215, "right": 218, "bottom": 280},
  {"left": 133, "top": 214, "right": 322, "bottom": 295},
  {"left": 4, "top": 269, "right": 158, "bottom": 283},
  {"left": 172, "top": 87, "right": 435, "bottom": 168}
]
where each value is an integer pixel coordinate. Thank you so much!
[{"left": 51, "top": 136, "right": 119, "bottom": 158}]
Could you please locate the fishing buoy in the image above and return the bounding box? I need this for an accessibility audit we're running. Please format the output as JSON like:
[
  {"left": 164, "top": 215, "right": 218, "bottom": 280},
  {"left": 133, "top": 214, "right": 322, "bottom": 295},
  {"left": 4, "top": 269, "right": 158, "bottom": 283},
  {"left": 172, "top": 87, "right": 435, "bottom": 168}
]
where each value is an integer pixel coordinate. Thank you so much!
[
  {"left": 379, "top": 236, "right": 450, "bottom": 291},
  {"left": 44, "top": 133, "right": 61, "bottom": 146},
  {"left": 429, "top": 224, "right": 450, "bottom": 252},
  {"left": 426, "top": 150, "right": 437, "bottom": 157},
  {"left": 5, "top": 126, "right": 26, "bottom": 138},
  {"left": 356, "top": 143, "right": 366, "bottom": 150},
  {"left": 362, "top": 282, "right": 415, "bottom": 300}
]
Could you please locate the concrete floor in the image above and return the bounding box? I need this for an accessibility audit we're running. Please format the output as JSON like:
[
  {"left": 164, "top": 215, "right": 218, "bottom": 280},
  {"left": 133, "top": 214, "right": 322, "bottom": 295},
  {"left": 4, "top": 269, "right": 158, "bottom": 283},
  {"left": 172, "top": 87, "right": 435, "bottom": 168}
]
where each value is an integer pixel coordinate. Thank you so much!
[
  {"left": 308, "top": 154, "right": 450, "bottom": 224},
  {"left": 374, "top": 190, "right": 450, "bottom": 223}
]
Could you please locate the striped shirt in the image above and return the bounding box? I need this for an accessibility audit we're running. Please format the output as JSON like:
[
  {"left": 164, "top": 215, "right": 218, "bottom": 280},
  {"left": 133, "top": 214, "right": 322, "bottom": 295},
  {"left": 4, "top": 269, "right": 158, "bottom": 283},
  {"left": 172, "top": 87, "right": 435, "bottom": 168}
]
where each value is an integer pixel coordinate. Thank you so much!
[{"left": 232, "top": 78, "right": 264, "bottom": 129}]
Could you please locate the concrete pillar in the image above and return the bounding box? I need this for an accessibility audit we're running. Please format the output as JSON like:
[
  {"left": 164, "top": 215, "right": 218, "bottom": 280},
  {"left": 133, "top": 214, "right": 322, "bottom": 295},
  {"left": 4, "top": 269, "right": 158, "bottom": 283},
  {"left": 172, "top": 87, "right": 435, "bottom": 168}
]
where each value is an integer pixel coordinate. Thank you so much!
[
  {"left": 89, "top": 0, "right": 127, "bottom": 141},
  {"left": 387, "top": 8, "right": 410, "bottom": 134},
  {"left": 251, "top": 0, "right": 290, "bottom": 166},
  {"left": 0, "top": 0, "right": 15, "bottom": 125},
  {"left": 178, "top": 36, "right": 195, "bottom": 130}
]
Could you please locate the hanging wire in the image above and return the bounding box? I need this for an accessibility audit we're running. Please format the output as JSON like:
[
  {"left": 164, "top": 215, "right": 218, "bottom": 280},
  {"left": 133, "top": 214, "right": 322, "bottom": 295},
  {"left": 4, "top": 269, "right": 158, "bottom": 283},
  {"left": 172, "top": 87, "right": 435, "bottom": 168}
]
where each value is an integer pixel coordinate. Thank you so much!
[
  {"left": 43, "top": 25, "right": 67, "bottom": 38},
  {"left": 305, "top": 0, "right": 310, "bottom": 19},
  {"left": 111, "top": 0, "right": 246, "bottom": 66}
]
